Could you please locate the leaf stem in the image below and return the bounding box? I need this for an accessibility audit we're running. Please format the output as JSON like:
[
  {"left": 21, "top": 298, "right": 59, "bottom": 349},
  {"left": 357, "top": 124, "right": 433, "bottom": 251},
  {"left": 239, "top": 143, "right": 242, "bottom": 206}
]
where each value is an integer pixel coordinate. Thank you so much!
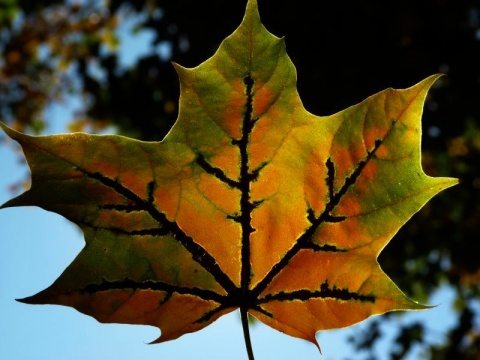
[{"left": 240, "top": 306, "right": 255, "bottom": 360}]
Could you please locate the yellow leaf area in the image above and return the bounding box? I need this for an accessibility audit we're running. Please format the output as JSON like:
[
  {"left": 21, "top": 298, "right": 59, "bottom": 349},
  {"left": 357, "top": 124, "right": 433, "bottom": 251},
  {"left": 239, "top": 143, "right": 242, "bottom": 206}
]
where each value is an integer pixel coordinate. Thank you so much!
[{"left": 0, "top": 0, "right": 457, "bottom": 355}]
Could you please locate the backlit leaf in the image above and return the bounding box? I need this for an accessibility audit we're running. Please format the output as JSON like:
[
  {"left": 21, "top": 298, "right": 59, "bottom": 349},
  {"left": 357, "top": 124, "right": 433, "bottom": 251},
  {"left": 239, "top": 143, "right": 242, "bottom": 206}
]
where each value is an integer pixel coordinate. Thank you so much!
[{"left": 0, "top": 0, "right": 457, "bottom": 357}]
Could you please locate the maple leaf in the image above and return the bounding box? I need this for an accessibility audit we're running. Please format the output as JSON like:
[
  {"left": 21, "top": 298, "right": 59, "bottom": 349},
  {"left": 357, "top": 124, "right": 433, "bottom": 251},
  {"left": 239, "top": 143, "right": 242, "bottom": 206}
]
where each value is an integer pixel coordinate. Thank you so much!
[{"left": 0, "top": 0, "right": 457, "bottom": 358}]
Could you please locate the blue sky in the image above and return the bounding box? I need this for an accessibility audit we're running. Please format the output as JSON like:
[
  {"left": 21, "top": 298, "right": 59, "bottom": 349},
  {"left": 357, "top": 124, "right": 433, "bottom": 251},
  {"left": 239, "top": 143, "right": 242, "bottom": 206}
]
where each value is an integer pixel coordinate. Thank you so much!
[{"left": 0, "top": 7, "right": 464, "bottom": 359}]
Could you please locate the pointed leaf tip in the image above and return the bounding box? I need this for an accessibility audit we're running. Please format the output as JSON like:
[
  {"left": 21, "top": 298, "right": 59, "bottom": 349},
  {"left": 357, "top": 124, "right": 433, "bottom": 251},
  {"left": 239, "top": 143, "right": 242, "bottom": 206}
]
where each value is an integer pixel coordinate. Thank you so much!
[
  {"left": 246, "top": 0, "right": 259, "bottom": 13},
  {"left": 419, "top": 73, "right": 443, "bottom": 91},
  {"left": 0, "top": 122, "right": 34, "bottom": 145},
  {"left": 0, "top": 122, "right": 16, "bottom": 138},
  {"left": 244, "top": 0, "right": 260, "bottom": 23}
]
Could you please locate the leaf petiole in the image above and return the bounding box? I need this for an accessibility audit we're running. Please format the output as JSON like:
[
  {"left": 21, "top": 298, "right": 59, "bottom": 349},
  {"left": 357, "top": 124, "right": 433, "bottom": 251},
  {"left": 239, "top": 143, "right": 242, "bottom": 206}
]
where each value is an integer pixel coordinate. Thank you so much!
[{"left": 240, "top": 306, "right": 255, "bottom": 360}]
